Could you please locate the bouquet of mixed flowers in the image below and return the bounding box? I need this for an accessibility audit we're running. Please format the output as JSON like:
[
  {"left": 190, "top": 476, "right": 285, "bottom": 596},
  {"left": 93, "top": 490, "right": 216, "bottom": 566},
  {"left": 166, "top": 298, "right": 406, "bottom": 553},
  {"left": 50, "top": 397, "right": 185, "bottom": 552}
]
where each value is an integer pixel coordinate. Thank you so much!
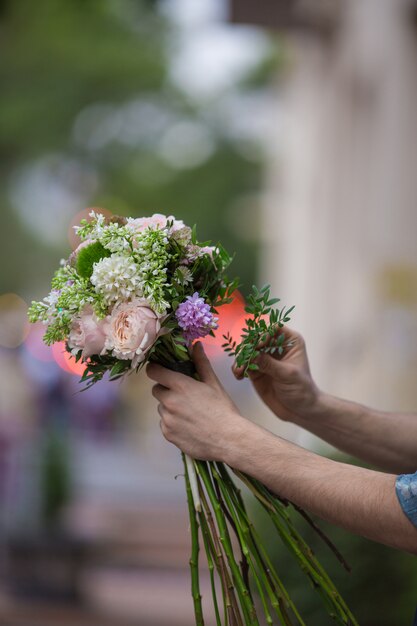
[{"left": 29, "top": 211, "right": 357, "bottom": 626}]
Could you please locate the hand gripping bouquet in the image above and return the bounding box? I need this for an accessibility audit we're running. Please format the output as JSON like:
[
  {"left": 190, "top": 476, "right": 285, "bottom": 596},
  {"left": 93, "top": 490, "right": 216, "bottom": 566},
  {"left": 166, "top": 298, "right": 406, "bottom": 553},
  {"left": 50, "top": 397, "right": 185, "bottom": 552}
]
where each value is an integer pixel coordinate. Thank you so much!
[{"left": 29, "top": 211, "right": 357, "bottom": 626}]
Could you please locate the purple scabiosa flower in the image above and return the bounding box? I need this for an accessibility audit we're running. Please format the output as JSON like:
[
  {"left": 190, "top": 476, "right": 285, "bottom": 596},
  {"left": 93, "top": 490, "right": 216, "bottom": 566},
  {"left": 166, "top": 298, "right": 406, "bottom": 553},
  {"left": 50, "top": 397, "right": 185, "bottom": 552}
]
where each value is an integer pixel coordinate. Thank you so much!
[{"left": 175, "top": 292, "right": 218, "bottom": 343}]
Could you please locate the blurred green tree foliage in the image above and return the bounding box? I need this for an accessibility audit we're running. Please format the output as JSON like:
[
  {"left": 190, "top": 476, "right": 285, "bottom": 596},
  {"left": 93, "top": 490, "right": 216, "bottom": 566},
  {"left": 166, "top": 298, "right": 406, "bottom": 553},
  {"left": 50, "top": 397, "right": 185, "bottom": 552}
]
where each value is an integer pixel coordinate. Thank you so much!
[{"left": 0, "top": 0, "right": 275, "bottom": 295}]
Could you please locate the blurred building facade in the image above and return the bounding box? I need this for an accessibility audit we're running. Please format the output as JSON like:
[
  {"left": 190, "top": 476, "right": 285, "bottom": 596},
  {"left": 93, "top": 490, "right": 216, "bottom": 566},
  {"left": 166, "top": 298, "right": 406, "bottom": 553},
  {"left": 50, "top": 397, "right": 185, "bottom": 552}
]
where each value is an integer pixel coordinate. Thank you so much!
[{"left": 233, "top": 0, "right": 417, "bottom": 448}]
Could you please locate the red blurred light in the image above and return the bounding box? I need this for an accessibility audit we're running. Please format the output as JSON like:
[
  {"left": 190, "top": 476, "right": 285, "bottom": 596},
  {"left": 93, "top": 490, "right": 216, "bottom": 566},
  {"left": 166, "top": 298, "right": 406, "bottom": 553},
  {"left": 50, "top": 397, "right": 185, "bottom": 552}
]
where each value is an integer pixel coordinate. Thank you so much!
[
  {"left": 51, "top": 342, "right": 86, "bottom": 377},
  {"left": 202, "top": 291, "right": 247, "bottom": 358}
]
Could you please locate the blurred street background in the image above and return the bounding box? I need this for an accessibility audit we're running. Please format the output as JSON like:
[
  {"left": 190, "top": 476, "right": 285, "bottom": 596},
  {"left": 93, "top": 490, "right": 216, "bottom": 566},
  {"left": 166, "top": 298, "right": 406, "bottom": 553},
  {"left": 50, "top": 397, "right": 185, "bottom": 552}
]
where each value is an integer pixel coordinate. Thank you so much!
[{"left": 1, "top": 0, "right": 417, "bottom": 624}]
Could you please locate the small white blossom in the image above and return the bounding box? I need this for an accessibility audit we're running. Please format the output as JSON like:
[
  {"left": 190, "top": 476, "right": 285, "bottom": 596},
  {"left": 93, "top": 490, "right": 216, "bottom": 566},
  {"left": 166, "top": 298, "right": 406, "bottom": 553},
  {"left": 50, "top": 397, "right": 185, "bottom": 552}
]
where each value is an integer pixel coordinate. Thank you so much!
[
  {"left": 42, "top": 289, "right": 61, "bottom": 321},
  {"left": 87, "top": 211, "right": 106, "bottom": 239},
  {"left": 176, "top": 265, "right": 193, "bottom": 285},
  {"left": 89, "top": 210, "right": 105, "bottom": 224},
  {"left": 91, "top": 255, "right": 144, "bottom": 306}
]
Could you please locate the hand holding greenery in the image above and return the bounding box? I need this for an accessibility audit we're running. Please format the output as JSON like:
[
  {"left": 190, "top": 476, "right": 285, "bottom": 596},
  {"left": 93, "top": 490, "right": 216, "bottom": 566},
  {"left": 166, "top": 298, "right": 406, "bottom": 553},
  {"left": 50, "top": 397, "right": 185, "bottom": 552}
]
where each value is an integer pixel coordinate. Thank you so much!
[{"left": 222, "top": 283, "right": 295, "bottom": 378}]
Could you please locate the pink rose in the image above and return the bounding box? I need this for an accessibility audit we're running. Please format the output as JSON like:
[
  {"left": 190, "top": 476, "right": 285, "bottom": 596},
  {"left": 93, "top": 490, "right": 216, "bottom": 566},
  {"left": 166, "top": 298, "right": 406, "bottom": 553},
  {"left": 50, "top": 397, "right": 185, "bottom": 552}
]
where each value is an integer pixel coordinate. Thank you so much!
[
  {"left": 127, "top": 214, "right": 168, "bottom": 233},
  {"left": 103, "top": 299, "right": 165, "bottom": 367},
  {"left": 127, "top": 214, "right": 185, "bottom": 234},
  {"left": 168, "top": 217, "right": 186, "bottom": 233},
  {"left": 68, "top": 305, "right": 107, "bottom": 358}
]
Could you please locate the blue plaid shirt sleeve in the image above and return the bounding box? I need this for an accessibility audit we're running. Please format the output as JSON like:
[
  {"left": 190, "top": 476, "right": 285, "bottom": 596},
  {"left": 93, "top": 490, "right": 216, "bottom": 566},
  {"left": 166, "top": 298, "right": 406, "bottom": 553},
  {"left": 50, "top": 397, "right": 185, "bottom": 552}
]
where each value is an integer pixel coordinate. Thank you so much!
[{"left": 395, "top": 472, "right": 417, "bottom": 527}]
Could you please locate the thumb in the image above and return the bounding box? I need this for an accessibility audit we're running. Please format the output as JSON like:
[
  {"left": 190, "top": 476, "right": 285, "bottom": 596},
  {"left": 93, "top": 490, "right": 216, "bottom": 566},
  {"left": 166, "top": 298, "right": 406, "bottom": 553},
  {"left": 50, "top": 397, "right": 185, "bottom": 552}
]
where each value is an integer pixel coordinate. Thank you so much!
[{"left": 192, "top": 342, "right": 221, "bottom": 386}]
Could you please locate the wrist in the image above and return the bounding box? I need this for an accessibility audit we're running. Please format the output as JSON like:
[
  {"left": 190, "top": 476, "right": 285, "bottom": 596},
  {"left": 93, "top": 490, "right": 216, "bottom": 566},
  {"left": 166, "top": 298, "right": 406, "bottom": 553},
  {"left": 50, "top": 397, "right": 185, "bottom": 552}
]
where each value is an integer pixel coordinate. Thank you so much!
[
  {"left": 302, "top": 387, "right": 328, "bottom": 420},
  {"left": 224, "top": 417, "right": 272, "bottom": 472},
  {"left": 284, "top": 385, "right": 326, "bottom": 425},
  {"left": 292, "top": 390, "right": 351, "bottom": 429}
]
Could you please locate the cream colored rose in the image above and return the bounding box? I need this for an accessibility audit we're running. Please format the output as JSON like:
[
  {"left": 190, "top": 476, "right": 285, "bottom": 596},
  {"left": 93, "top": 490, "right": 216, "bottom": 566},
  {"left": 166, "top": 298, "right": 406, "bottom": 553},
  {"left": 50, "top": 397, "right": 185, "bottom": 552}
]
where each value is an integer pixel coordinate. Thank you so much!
[{"left": 104, "top": 299, "right": 164, "bottom": 367}]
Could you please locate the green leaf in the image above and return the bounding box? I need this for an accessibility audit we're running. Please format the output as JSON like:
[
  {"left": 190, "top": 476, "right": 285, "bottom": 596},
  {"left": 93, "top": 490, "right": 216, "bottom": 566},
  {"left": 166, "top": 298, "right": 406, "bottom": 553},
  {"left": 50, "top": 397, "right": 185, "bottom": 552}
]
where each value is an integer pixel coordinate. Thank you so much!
[
  {"left": 76, "top": 241, "right": 111, "bottom": 279},
  {"left": 110, "top": 361, "right": 129, "bottom": 377}
]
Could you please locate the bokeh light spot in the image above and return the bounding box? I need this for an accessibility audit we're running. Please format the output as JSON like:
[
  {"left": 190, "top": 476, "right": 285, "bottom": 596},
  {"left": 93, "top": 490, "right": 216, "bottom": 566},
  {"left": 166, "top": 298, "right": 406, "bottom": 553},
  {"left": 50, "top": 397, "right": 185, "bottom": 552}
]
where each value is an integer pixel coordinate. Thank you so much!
[
  {"left": 24, "top": 323, "right": 54, "bottom": 361},
  {"left": 52, "top": 342, "right": 86, "bottom": 377},
  {"left": 0, "top": 293, "right": 29, "bottom": 349},
  {"left": 202, "top": 290, "right": 247, "bottom": 358}
]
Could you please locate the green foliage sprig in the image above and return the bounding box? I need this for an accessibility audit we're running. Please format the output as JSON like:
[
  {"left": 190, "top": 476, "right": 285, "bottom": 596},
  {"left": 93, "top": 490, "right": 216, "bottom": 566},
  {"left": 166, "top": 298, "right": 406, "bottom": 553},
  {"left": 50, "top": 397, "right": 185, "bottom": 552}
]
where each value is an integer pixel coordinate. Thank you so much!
[{"left": 222, "top": 284, "right": 294, "bottom": 377}]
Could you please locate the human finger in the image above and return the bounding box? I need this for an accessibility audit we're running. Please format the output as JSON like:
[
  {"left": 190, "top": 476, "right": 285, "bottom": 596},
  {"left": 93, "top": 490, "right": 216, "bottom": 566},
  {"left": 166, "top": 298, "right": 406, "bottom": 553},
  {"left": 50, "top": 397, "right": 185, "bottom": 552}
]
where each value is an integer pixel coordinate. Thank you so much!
[
  {"left": 232, "top": 361, "right": 245, "bottom": 380},
  {"left": 151, "top": 383, "right": 169, "bottom": 402},
  {"left": 255, "top": 351, "right": 297, "bottom": 379},
  {"left": 159, "top": 416, "right": 169, "bottom": 440},
  {"left": 146, "top": 362, "right": 190, "bottom": 390},
  {"left": 192, "top": 342, "right": 221, "bottom": 387}
]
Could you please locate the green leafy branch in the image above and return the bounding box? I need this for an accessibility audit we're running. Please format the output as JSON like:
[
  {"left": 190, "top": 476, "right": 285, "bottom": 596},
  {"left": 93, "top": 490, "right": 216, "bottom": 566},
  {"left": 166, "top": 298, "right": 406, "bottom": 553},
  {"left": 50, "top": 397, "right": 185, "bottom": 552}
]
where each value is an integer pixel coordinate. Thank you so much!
[{"left": 222, "top": 284, "right": 294, "bottom": 377}]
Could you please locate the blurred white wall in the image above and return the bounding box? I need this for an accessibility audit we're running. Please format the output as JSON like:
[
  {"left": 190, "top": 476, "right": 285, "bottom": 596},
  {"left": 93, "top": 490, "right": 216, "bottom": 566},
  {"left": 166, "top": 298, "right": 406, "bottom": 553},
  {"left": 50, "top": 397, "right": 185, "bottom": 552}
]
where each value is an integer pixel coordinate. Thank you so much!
[{"left": 261, "top": 0, "right": 417, "bottom": 448}]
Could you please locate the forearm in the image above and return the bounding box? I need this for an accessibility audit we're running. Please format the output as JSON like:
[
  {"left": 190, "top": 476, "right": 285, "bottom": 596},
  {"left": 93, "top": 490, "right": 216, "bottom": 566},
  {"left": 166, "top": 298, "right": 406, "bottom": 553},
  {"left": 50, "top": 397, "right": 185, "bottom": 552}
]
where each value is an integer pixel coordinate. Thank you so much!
[
  {"left": 227, "top": 423, "right": 417, "bottom": 554},
  {"left": 291, "top": 393, "right": 417, "bottom": 473}
]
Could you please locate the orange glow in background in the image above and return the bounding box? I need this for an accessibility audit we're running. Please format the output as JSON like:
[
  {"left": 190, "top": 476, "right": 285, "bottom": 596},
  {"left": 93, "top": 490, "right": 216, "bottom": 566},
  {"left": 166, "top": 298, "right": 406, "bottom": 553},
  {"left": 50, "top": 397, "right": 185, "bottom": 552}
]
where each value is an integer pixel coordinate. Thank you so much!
[
  {"left": 25, "top": 324, "right": 86, "bottom": 377},
  {"left": 51, "top": 342, "right": 87, "bottom": 377},
  {"left": 202, "top": 290, "right": 248, "bottom": 358},
  {"left": 68, "top": 207, "right": 113, "bottom": 250}
]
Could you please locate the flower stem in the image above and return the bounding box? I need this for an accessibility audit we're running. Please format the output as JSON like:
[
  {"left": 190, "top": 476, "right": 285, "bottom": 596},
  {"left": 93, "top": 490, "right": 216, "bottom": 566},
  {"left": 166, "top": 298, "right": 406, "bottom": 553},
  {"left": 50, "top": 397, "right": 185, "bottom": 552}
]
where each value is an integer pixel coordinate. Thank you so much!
[
  {"left": 236, "top": 471, "right": 359, "bottom": 626},
  {"left": 212, "top": 471, "right": 251, "bottom": 595},
  {"left": 216, "top": 464, "right": 307, "bottom": 625},
  {"left": 290, "top": 501, "right": 351, "bottom": 572},
  {"left": 197, "top": 509, "right": 222, "bottom": 626},
  {"left": 183, "top": 454, "right": 205, "bottom": 626},
  {"left": 197, "top": 461, "right": 260, "bottom": 626},
  {"left": 185, "top": 454, "right": 202, "bottom": 512},
  {"left": 198, "top": 479, "right": 243, "bottom": 626},
  {"left": 213, "top": 465, "right": 298, "bottom": 626}
]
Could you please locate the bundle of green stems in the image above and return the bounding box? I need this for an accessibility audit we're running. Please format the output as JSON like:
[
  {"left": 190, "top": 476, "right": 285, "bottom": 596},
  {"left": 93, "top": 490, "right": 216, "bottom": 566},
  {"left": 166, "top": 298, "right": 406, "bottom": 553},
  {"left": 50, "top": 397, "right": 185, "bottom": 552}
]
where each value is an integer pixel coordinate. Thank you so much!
[{"left": 183, "top": 455, "right": 359, "bottom": 626}]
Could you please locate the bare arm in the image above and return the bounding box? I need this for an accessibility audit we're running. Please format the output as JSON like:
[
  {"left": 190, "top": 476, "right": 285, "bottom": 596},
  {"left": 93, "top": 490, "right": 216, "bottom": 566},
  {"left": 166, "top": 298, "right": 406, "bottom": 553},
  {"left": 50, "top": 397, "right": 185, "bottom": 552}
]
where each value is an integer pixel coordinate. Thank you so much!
[
  {"left": 234, "top": 328, "right": 417, "bottom": 473},
  {"left": 226, "top": 422, "right": 417, "bottom": 555},
  {"left": 293, "top": 393, "right": 417, "bottom": 474},
  {"left": 147, "top": 343, "right": 417, "bottom": 556}
]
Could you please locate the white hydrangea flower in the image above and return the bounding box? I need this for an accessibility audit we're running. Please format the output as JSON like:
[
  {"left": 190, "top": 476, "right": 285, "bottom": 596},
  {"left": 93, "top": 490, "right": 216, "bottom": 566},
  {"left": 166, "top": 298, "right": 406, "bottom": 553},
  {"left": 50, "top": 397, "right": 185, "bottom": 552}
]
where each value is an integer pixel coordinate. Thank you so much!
[{"left": 91, "top": 254, "right": 143, "bottom": 306}]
